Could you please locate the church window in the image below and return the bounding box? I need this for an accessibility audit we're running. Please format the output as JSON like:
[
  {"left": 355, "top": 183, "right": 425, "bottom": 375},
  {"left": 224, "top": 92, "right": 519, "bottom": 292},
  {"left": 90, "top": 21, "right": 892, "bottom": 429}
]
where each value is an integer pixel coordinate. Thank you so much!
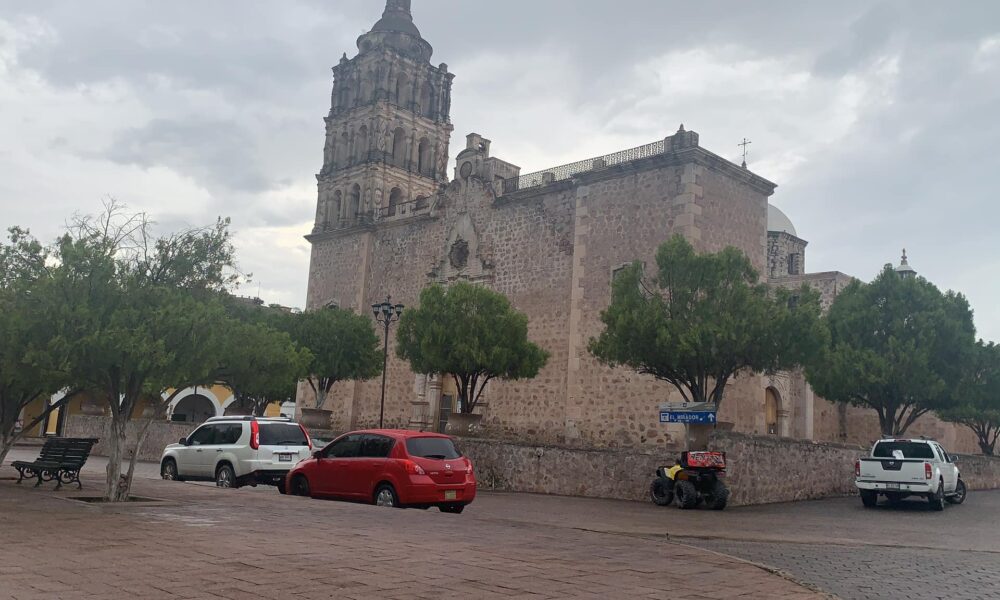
[
  {"left": 387, "top": 188, "right": 402, "bottom": 217},
  {"left": 339, "top": 132, "right": 349, "bottom": 168},
  {"left": 332, "top": 191, "right": 343, "bottom": 225},
  {"left": 392, "top": 128, "right": 408, "bottom": 167},
  {"left": 395, "top": 73, "right": 410, "bottom": 106},
  {"left": 356, "top": 125, "right": 368, "bottom": 162},
  {"left": 787, "top": 253, "right": 801, "bottom": 275},
  {"left": 419, "top": 83, "right": 432, "bottom": 117},
  {"left": 349, "top": 185, "right": 361, "bottom": 222},
  {"left": 417, "top": 138, "right": 431, "bottom": 175}
]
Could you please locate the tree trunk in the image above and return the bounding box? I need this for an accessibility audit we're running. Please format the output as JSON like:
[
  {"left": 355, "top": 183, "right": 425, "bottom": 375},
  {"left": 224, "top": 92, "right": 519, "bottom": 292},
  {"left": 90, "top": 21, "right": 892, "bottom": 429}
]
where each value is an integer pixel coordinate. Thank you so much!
[
  {"left": 121, "top": 416, "right": 155, "bottom": 499},
  {"left": 314, "top": 379, "right": 329, "bottom": 410},
  {"left": 105, "top": 416, "right": 129, "bottom": 502},
  {"left": 0, "top": 433, "right": 13, "bottom": 467}
]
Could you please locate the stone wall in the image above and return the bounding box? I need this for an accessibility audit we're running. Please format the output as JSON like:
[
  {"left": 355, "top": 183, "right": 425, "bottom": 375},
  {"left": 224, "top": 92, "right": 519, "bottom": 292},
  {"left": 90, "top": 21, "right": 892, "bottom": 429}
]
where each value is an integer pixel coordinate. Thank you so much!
[
  {"left": 458, "top": 431, "right": 1000, "bottom": 507},
  {"left": 64, "top": 415, "right": 196, "bottom": 464}
]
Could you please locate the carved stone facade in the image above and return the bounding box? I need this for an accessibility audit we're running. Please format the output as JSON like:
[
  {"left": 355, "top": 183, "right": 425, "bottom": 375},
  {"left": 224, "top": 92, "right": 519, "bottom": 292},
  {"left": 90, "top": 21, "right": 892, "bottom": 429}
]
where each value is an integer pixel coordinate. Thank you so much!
[{"left": 300, "top": 0, "right": 983, "bottom": 454}]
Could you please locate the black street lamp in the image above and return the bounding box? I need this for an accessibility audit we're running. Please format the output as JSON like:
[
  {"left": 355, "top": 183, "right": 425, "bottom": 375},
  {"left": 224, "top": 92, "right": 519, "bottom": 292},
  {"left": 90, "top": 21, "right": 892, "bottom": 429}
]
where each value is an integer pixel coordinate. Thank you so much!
[{"left": 372, "top": 296, "right": 404, "bottom": 429}]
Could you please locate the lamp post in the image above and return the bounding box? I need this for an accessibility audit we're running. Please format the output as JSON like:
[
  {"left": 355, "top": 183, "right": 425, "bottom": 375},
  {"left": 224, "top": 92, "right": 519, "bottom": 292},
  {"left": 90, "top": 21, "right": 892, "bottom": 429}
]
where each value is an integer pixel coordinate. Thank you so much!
[{"left": 372, "top": 296, "right": 404, "bottom": 429}]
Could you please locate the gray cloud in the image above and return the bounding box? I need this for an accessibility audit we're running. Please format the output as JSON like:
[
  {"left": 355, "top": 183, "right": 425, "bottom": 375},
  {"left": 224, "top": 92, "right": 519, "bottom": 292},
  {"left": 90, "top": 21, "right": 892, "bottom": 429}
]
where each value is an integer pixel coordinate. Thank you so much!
[{"left": 1, "top": 0, "right": 998, "bottom": 334}]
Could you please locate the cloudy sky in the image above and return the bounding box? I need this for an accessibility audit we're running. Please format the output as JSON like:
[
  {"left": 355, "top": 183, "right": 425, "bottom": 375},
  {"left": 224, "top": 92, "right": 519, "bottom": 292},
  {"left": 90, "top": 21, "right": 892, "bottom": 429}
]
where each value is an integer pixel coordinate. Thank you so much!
[{"left": 1, "top": 1, "right": 998, "bottom": 339}]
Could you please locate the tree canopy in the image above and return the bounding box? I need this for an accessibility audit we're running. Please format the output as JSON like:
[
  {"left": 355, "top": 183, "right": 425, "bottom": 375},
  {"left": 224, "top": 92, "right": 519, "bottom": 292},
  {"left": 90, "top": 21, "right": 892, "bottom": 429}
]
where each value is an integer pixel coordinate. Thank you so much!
[
  {"left": 274, "top": 307, "right": 382, "bottom": 411},
  {"left": 806, "top": 265, "right": 976, "bottom": 437},
  {"left": 939, "top": 341, "right": 1000, "bottom": 455},
  {"left": 396, "top": 282, "right": 549, "bottom": 415},
  {"left": 589, "top": 235, "right": 826, "bottom": 408}
]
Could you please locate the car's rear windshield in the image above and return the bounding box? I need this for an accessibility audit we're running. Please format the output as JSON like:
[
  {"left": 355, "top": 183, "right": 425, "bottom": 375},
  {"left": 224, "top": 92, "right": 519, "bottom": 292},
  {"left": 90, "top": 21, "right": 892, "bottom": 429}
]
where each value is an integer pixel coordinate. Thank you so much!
[
  {"left": 259, "top": 423, "right": 308, "bottom": 446},
  {"left": 873, "top": 441, "right": 936, "bottom": 459},
  {"left": 406, "top": 437, "right": 461, "bottom": 460}
]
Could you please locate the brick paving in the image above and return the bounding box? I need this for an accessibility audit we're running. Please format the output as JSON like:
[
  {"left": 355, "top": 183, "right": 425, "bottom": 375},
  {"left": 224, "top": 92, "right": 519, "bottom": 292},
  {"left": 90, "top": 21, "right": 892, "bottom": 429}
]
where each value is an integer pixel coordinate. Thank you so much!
[{"left": 0, "top": 475, "right": 823, "bottom": 600}]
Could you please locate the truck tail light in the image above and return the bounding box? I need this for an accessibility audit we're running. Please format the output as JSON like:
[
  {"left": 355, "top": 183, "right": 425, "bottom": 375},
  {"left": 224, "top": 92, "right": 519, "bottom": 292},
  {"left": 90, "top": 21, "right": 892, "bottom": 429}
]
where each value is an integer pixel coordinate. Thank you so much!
[
  {"left": 855, "top": 460, "right": 861, "bottom": 477},
  {"left": 402, "top": 460, "right": 426, "bottom": 476},
  {"left": 925, "top": 462, "right": 932, "bottom": 479},
  {"left": 299, "top": 424, "right": 313, "bottom": 450},
  {"left": 250, "top": 420, "right": 260, "bottom": 450}
]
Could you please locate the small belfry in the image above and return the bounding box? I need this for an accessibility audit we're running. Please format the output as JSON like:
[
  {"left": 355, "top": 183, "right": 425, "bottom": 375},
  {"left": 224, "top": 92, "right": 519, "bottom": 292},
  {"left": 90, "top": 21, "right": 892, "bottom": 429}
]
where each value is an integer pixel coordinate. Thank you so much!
[{"left": 312, "top": 0, "right": 454, "bottom": 234}]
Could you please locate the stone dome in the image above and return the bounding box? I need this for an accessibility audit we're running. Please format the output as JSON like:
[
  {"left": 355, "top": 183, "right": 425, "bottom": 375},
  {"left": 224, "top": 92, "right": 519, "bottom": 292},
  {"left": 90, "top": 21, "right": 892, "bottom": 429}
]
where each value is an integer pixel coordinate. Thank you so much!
[{"left": 768, "top": 204, "right": 797, "bottom": 237}]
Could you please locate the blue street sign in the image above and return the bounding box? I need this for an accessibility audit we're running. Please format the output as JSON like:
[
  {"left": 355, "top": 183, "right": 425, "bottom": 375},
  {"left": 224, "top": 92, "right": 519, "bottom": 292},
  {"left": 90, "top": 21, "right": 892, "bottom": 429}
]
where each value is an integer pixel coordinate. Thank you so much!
[{"left": 660, "top": 411, "right": 717, "bottom": 424}]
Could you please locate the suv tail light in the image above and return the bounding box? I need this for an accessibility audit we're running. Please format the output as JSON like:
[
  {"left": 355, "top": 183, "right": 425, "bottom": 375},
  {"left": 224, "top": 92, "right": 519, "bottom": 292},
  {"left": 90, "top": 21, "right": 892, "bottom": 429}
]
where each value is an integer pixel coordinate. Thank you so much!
[
  {"left": 250, "top": 420, "right": 260, "bottom": 450},
  {"left": 299, "top": 424, "right": 313, "bottom": 450},
  {"left": 855, "top": 460, "right": 861, "bottom": 477},
  {"left": 402, "top": 460, "right": 426, "bottom": 476},
  {"left": 925, "top": 462, "right": 933, "bottom": 479}
]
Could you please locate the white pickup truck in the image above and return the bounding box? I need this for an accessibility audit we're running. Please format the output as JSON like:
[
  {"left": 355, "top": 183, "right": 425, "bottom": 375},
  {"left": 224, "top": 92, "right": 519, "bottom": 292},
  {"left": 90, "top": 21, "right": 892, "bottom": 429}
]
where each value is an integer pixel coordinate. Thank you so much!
[{"left": 855, "top": 438, "right": 967, "bottom": 510}]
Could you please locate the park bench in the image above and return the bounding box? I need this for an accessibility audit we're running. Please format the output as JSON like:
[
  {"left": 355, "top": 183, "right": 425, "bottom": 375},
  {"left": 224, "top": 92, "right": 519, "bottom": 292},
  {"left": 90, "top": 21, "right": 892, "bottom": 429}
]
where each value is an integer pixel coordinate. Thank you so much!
[{"left": 11, "top": 437, "right": 99, "bottom": 490}]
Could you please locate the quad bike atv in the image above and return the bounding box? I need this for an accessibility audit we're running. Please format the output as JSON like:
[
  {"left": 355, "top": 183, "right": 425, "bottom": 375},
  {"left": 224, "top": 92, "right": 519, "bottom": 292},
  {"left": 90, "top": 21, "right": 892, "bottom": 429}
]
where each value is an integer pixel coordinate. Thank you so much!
[{"left": 649, "top": 451, "right": 730, "bottom": 510}]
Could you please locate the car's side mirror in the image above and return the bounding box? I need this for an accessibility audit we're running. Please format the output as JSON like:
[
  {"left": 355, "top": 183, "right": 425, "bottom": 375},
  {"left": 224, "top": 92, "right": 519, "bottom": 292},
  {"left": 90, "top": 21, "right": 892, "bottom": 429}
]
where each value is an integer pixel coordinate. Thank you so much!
[
  {"left": 179, "top": 437, "right": 189, "bottom": 446},
  {"left": 313, "top": 450, "right": 323, "bottom": 460}
]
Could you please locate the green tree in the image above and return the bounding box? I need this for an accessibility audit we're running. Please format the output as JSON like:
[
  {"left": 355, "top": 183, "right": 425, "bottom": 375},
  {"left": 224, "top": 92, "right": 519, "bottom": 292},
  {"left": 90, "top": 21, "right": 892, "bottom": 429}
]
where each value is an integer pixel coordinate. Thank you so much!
[
  {"left": 589, "top": 235, "right": 826, "bottom": 409},
  {"left": 0, "top": 228, "right": 72, "bottom": 464},
  {"left": 396, "top": 282, "right": 549, "bottom": 415},
  {"left": 216, "top": 318, "right": 311, "bottom": 417},
  {"left": 939, "top": 341, "right": 1000, "bottom": 455},
  {"left": 40, "top": 203, "right": 241, "bottom": 501},
  {"left": 806, "top": 265, "right": 976, "bottom": 437},
  {"left": 275, "top": 307, "right": 382, "bottom": 411}
]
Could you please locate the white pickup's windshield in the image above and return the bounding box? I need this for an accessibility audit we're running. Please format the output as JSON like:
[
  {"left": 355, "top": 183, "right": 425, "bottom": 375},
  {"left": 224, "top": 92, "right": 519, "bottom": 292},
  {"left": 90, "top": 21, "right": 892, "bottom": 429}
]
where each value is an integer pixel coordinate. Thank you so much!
[{"left": 873, "top": 441, "right": 935, "bottom": 459}]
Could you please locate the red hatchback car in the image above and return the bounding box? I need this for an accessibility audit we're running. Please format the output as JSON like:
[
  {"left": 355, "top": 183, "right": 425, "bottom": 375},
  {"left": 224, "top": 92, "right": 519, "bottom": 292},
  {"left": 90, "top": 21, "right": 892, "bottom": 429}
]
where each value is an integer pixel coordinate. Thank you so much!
[{"left": 284, "top": 430, "right": 476, "bottom": 513}]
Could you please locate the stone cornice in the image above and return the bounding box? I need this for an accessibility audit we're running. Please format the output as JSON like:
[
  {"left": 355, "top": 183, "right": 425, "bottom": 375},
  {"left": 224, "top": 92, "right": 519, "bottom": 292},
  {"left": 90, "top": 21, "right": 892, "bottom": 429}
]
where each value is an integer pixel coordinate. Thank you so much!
[
  {"left": 497, "top": 146, "right": 777, "bottom": 203},
  {"left": 305, "top": 222, "right": 376, "bottom": 243}
]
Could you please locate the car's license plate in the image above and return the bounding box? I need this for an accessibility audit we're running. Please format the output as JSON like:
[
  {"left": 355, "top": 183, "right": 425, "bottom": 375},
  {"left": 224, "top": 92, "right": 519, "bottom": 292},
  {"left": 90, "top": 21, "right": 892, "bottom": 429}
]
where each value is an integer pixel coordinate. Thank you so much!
[
  {"left": 885, "top": 482, "right": 900, "bottom": 490},
  {"left": 278, "top": 454, "right": 292, "bottom": 462},
  {"left": 444, "top": 490, "right": 457, "bottom": 500}
]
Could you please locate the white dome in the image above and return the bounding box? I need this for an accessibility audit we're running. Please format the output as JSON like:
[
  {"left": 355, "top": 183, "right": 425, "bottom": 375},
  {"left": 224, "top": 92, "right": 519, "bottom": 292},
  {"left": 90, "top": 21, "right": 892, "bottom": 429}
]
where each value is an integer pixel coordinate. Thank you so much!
[{"left": 768, "top": 204, "right": 797, "bottom": 236}]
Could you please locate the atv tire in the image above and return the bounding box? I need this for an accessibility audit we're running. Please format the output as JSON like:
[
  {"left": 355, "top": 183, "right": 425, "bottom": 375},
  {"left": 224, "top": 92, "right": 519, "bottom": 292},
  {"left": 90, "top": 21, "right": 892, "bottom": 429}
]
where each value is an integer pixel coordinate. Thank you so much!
[
  {"left": 675, "top": 480, "right": 698, "bottom": 510},
  {"left": 706, "top": 480, "right": 729, "bottom": 511},
  {"left": 650, "top": 478, "right": 674, "bottom": 506}
]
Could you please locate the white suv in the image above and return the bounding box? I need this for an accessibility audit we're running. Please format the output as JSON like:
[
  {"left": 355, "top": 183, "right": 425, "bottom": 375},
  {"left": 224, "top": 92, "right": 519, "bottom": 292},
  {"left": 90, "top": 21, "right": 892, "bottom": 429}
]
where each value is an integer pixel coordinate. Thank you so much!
[{"left": 160, "top": 417, "right": 313, "bottom": 492}]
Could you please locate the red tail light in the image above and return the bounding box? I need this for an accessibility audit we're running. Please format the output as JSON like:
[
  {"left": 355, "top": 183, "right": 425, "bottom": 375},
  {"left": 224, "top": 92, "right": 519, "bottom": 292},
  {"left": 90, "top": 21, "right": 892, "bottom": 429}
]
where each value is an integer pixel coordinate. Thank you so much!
[
  {"left": 855, "top": 460, "right": 861, "bottom": 477},
  {"left": 299, "top": 424, "right": 313, "bottom": 450},
  {"left": 925, "top": 462, "right": 932, "bottom": 479},
  {"left": 402, "top": 460, "right": 426, "bottom": 475},
  {"left": 250, "top": 420, "right": 260, "bottom": 450}
]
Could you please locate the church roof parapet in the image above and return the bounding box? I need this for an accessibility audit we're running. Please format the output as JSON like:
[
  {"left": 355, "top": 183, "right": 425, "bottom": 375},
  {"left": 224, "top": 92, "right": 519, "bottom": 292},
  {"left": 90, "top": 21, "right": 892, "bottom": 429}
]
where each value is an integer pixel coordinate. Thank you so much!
[{"left": 499, "top": 128, "right": 776, "bottom": 197}]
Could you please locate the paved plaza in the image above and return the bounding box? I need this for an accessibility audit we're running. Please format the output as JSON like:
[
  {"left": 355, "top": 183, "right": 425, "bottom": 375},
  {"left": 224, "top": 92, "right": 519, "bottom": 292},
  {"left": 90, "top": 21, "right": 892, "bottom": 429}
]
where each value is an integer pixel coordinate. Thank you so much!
[{"left": 3, "top": 449, "right": 999, "bottom": 599}]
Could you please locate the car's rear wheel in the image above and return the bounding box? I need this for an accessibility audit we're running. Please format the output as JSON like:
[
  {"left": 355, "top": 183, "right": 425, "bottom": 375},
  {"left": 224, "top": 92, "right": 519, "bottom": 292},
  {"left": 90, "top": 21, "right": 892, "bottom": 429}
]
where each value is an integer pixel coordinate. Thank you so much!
[
  {"left": 650, "top": 478, "right": 674, "bottom": 506},
  {"left": 928, "top": 480, "right": 945, "bottom": 511},
  {"left": 375, "top": 484, "right": 400, "bottom": 508},
  {"left": 290, "top": 475, "right": 310, "bottom": 497},
  {"left": 160, "top": 459, "right": 181, "bottom": 482},
  {"left": 215, "top": 464, "right": 236, "bottom": 489},
  {"left": 860, "top": 489, "right": 878, "bottom": 508},
  {"left": 675, "top": 480, "right": 698, "bottom": 509},
  {"left": 946, "top": 479, "right": 967, "bottom": 505},
  {"left": 439, "top": 504, "right": 465, "bottom": 514}
]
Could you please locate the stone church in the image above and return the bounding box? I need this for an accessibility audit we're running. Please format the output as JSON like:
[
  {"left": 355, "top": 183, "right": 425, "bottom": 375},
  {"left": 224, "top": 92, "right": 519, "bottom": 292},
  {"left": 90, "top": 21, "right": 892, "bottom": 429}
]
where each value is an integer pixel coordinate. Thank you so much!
[{"left": 300, "top": 0, "right": 979, "bottom": 453}]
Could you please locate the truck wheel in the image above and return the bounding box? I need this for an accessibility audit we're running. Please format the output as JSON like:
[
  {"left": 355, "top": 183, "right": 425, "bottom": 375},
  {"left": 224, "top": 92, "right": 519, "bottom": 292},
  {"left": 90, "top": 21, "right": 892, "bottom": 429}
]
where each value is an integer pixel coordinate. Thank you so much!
[
  {"left": 650, "top": 478, "right": 674, "bottom": 506},
  {"left": 860, "top": 489, "right": 878, "bottom": 508},
  {"left": 675, "top": 481, "right": 698, "bottom": 510},
  {"left": 946, "top": 479, "right": 967, "bottom": 505},
  {"left": 707, "top": 481, "right": 729, "bottom": 510},
  {"left": 928, "top": 480, "right": 945, "bottom": 511}
]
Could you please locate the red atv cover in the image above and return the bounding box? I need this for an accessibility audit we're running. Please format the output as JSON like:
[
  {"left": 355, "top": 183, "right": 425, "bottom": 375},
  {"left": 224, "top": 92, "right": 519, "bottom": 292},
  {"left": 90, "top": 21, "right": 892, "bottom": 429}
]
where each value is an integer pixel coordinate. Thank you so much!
[{"left": 682, "top": 451, "right": 726, "bottom": 469}]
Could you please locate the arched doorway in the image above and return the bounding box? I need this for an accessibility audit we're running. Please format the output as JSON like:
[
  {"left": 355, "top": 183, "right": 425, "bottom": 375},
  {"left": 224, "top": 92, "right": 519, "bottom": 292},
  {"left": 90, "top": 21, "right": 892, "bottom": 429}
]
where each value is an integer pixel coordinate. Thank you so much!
[
  {"left": 387, "top": 188, "right": 402, "bottom": 217},
  {"left": 172, "top": 394, "right": 217, "bottom": 424},
  {"left": 765, "top": 388, "right": 780, "bottom": 435}
]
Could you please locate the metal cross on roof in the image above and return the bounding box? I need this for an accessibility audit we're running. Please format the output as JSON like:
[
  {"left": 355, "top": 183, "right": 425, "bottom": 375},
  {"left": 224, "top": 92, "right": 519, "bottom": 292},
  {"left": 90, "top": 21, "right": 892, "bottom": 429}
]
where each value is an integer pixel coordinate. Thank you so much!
[{"left": 738, "top": 138, "right": 752, "bottom": 168}]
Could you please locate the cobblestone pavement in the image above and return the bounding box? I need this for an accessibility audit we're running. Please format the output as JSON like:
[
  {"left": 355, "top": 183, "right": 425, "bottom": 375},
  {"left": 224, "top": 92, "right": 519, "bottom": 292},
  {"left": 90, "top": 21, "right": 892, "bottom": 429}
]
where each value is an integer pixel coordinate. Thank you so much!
[
  {"left": 682, "top": 537, "right": 1000, "bottom": 600},
  {"left": 0, "top": 471, "right": 822, "bottom": 600}
]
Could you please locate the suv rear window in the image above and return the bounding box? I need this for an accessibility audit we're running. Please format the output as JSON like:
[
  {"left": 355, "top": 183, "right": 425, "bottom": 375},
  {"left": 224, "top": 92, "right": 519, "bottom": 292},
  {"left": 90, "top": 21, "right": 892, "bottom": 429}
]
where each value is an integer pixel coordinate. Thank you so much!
[
  {"left": 259, "top": 423, "right": 308, "bottom": 446},
  {"left": 873, "top": 441, "right": 936, "bottom": 459},
  {"left": 406, "top": 437, "right": 461, "bottom": 460}
]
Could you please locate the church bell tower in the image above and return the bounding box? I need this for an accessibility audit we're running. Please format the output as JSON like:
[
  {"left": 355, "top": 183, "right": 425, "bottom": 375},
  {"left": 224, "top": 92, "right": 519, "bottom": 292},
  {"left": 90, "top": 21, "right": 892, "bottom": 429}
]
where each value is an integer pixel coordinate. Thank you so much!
[{"left": 312, "top": 0, "right": 454, "bottom": 233}]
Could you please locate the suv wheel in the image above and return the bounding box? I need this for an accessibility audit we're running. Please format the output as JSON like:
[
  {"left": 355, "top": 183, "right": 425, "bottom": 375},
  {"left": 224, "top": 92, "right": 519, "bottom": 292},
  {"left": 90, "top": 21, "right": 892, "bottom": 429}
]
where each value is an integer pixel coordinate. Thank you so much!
[
  {"left": 161, "top": 459, "right": 181, "bottom": 482},
  {"left": 375, "top": 484, "right": 400, "bottom": 508},
  {"left": 928, "top": 480, "right": 945, "bottom": 511},
  {"left": 216, "top": 464, "right": 236, "bottom": 489},
  {"left": 946, "top": 479, "right": 967, "bottom": 505}
]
